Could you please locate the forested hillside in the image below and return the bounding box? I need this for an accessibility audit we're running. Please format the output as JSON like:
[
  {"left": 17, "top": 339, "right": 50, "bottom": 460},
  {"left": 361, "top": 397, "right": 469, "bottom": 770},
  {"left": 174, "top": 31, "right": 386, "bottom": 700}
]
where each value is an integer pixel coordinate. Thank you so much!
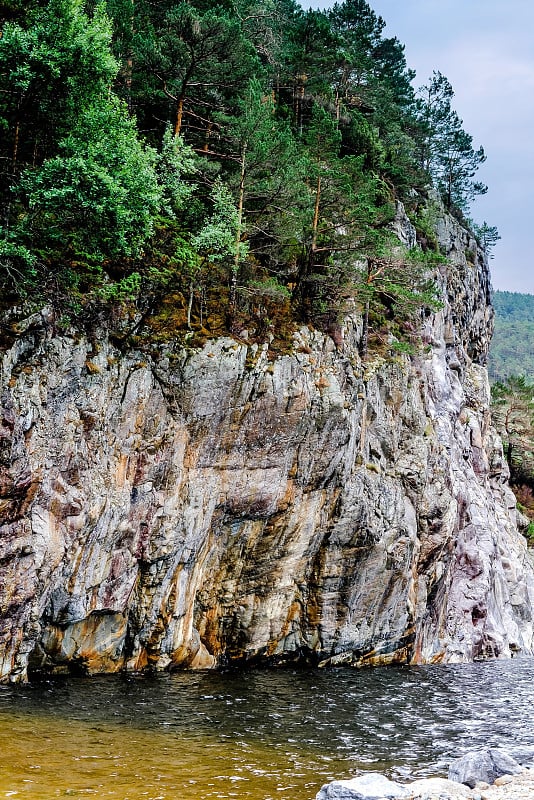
[
  {"left": 489, "top": 293, "right": 534, "bottom": 535},
  {"left": 0, "top": 0, "right": 491, "bottom": 350},
  {"left": 489, "top": 291, "right": 534, "bottom": 382}
]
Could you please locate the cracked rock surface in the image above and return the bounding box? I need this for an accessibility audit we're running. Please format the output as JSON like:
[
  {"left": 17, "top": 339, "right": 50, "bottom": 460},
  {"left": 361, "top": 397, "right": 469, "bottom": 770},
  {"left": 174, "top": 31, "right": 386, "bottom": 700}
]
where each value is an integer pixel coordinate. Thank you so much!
[{"left": 0, "top": 205, "right": 533, "bottom": 681}]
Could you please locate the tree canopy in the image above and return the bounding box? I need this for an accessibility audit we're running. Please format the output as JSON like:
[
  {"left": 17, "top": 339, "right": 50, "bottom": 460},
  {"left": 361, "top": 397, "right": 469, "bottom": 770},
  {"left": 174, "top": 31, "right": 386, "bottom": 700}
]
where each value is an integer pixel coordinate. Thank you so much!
[{"left": 0, "top": 0, "right": 490, "bottom": 350}]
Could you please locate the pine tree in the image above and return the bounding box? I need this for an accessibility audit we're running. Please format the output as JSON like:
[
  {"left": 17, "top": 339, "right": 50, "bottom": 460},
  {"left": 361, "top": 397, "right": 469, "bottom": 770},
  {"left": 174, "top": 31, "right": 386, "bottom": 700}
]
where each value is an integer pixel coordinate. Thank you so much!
[
  {"left": 133, "top": 2, "right": 260, "bottom": 144},
  {"left": 215, "top": 79, "right": 306, "bottom": 318},
  {"left": 415, "top": 72, "right": 487, "bottom": 211}
]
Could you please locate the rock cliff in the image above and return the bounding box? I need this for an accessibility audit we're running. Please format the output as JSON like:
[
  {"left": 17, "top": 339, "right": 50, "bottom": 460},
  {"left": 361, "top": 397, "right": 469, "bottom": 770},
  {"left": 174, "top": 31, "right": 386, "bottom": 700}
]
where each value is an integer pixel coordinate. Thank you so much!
[{"left": 1, "top": 204, "right": 533, "bottom": 682}]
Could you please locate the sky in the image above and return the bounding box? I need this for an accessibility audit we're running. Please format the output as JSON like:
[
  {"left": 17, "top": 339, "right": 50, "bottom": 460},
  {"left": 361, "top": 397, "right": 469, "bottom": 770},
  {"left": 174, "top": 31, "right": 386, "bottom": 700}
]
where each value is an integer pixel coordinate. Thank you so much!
[{"left": 302, "top": 0, "right": 534, "bottom": 294}]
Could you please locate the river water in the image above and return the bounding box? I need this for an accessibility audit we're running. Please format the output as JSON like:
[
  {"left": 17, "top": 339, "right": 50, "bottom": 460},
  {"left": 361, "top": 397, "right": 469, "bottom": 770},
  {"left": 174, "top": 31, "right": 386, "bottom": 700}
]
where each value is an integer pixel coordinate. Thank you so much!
[{"left": 0, "top": 659, "right": 532, "bottom": 799}]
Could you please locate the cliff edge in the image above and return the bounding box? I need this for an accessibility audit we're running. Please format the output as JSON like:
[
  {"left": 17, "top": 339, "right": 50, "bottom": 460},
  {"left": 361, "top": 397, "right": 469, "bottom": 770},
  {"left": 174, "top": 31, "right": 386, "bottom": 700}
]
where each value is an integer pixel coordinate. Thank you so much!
[{"left": 0, "top": 205, "right": 533, "bottom": 681}]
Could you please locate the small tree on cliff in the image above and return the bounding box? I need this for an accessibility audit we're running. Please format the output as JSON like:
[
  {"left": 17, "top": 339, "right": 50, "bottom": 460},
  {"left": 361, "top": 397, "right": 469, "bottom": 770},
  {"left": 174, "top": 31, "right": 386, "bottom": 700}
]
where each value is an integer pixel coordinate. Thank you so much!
[
  {"left": 491, "top": 376, "right": 534, "bottom": 481},
  {"left": 355, "top": 241, "right": 443, "bottom": 357},
  {"left": 474, "top": 221, "right": 500, "bottom": 258}
]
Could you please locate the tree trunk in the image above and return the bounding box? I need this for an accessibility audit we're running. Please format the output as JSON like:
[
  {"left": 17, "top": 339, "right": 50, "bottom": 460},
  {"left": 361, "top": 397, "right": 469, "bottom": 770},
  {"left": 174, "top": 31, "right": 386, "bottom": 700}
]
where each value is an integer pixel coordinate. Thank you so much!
[
  {"left": 229, "top": 142, "right": 247, "bottom": 323},
  {"left": 298, "top": 82, "right": 305, "bottom": 137},
  {"left": 12, "top": 118, "right": 20, "bottom": 170},
  {"left": 174, "top": 96, "right": 185, "bottom": 139},
  {"left": 293, "top": 75, "right": 306, "bottom": 137},
  {"left": 187, "top": 279, "right": 194, "bottom": 330},
  {"left": 309, "top": 175, "right": 322, "bottom": 271},
  {"left": 202, "top": 121, "right": 213, "bottom": 152}
]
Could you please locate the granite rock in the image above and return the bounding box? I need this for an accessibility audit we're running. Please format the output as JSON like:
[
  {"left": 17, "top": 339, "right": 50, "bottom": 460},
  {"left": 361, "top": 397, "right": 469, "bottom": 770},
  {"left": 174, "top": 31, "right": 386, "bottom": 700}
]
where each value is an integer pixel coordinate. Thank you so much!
[
  {"left": 316, "top": 773, "right": 410, "bottom": 799},
  {"left": 448, "top": 750, "right": 523, "bottom": 788},
  {"left": 0, "top": 202, "right": 533, "bottom": 681}
]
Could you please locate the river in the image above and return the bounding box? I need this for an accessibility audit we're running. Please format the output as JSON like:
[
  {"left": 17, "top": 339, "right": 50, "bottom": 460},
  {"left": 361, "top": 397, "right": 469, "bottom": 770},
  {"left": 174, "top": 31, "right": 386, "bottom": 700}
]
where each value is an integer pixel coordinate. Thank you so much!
[{"left": 0, "top": 659, "right": 532, "bottom": 799}]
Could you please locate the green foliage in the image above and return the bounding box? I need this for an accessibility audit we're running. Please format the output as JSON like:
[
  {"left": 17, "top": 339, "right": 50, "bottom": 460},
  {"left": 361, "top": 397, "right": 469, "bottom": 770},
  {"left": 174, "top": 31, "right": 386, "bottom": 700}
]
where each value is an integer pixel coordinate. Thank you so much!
[
  {"left": 298, "top": 109, "right": 394, "bottom": 322},
  {"left": 18, "top": 97, "right": 161, "bottom": 260},
  {"left": 414, "top": 72, "right": 487, "bottom": 212},
  {"left": 492, "top": 291, "right": 534, "bottom": 323},
  {"left": 0, "top": 0, "right": 118, "bottom": 172},
  {"left": 340, "top": 110, "right": 384, "bottom": 170},
  {"left": 217, "top": 78, "right": 307, "bottom": 278},
  {"left": 285, "top": 7, "right": 340, "bottom": 115},
  {"left": 356, "top": 244, "right": 443, "bottom": 318},
  {"left": 191, "top": 181, "right": 240, "bottom": 264},
  {"left": 0, "top": 238, "right": 38, "bottom": 299},
  {"left": 0, "top": 0, "right": 155, "bottom": 298},
  {"left": 157, "top": 129, "right": 198, "bottom": 217},
  {"left": 1, "top": 0, "right": 488, "bottom": 352},
  {"left": 98, "top": 271, "right": 142, "bottom": 301},
  {"left": 247, "top": 277, "right": 291, "bottom": 301},
  {"left": 390, "top": 340, "right": 416, "bottom": 355},
  {"left": 132, "top": 1, "right": 261, "bottom": 143},
  {"left": 473, "top": 221, "right": 500, "bottom": 258},
  {"left": 411, "top": 201, "right": 441, "bottom": 252}
]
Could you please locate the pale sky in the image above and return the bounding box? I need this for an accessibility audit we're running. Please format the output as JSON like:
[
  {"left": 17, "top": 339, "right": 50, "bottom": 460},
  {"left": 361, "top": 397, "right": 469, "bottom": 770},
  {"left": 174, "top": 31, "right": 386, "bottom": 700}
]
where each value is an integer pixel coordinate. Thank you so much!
[{"left": 302, "top": 1, "right": 534, "bottom": 293}]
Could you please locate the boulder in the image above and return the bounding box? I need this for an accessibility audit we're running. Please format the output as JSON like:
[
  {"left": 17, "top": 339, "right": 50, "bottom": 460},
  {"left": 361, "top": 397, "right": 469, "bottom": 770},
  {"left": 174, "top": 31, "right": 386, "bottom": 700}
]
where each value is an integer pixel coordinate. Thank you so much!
[
  {"left": 315, "top": 772, "right": 410, "bottom": 799},
  {"left": 448, "top": 749, "right": 523, "bottom": 788},
  {"left": 407, "top": 777, "right": 473, "bottom": 797}
]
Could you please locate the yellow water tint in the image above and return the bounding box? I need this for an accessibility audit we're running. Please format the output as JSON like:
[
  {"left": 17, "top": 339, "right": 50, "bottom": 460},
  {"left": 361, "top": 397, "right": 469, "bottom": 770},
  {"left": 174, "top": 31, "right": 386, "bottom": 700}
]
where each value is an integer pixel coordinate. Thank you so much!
[
  {"left": 3, "top": 659, "right": 530, "bottom": 799},
  {"left": 0, "top": 710, "right": 347, "bottom": 800}
]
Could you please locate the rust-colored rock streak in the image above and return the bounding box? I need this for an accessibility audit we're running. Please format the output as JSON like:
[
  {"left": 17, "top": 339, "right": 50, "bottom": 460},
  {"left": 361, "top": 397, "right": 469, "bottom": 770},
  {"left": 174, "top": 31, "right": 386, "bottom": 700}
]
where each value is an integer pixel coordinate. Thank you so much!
[{"left": 0, "top": 203, "right": 533, "bottom": 681}]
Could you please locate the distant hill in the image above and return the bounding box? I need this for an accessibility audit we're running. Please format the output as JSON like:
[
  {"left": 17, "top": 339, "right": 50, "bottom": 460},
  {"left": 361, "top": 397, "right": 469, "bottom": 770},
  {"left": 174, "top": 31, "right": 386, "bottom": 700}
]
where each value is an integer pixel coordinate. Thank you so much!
[{"left": 489, "top": 291, "right": 534, "bottom": 382}]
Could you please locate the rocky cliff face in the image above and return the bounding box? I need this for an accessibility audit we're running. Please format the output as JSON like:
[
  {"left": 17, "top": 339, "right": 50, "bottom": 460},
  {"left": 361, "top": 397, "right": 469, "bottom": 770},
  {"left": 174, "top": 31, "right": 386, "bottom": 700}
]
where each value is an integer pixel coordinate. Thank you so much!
[{"left": 1, "top": 206, "right": 533, "bottom": 682}]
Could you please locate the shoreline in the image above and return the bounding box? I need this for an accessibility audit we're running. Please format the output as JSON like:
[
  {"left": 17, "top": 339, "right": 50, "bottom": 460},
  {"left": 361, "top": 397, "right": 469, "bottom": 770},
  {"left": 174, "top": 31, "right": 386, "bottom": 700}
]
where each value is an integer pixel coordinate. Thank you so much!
[
  {"left": 317, "top": 768, "right": 534, "bottom": 800},
  {"left": 404, "top": 769, "right": 534, "bottom": 799}
]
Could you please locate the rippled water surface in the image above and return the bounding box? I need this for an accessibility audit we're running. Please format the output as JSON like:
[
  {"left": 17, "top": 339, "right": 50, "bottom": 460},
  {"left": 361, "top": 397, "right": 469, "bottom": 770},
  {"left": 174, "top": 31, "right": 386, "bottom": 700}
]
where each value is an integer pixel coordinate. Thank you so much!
[{"left": 0, "top": 659, "right": 533, "bottom": 799}]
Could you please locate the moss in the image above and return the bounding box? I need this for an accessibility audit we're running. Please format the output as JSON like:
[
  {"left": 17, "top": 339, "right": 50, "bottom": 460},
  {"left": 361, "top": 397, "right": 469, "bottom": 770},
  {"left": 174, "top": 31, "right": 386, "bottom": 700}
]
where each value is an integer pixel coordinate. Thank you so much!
[{"left": 365, "top": 462, "right": 380, "bottom": 474}]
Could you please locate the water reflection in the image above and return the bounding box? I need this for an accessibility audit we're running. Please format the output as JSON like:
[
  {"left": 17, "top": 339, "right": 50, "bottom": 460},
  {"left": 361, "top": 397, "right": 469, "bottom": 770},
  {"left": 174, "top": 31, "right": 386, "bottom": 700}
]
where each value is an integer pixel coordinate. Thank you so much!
[{"left": 0, "top": 659, "right": 533, "bottom": 799}]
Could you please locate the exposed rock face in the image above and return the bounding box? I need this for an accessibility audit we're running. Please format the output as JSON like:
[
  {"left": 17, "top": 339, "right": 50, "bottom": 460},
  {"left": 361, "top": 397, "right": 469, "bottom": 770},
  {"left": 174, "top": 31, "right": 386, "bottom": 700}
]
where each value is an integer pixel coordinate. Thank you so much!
[{"left": 0, "top": 206, "right": 533, "bottom": 681}]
